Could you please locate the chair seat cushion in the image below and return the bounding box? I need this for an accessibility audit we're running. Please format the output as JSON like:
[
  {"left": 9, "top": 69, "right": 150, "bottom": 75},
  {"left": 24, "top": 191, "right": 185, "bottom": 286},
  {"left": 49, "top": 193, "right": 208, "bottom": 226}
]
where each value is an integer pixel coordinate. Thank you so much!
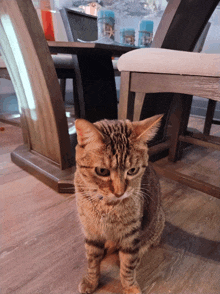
[{"left": 117, "top": 48, "right": 220, "bottom": 77}]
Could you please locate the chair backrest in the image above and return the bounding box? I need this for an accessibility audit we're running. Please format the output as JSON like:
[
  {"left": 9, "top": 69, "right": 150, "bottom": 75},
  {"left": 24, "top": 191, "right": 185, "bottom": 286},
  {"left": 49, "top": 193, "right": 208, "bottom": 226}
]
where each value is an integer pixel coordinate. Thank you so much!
[
  {"left": 59, "top": 8, "right": 98, "bottom": 120},
  {"left": 193, "top": 22, "right": 211, "bottom": 53},
  {"left": 152, "top": 0, "right": 181, "bottom": 48},
  {"left": 139, "top": 0, "right": 219, "bottom": 145},
  {"left": 153, "top": 0, "right": 219, "bottom": 51},
  {"left": 0, "top": 0, "right": 72, "bottom": 169},
  {"left": 60, "top": 8, "right": 97, "bottom": 42}
]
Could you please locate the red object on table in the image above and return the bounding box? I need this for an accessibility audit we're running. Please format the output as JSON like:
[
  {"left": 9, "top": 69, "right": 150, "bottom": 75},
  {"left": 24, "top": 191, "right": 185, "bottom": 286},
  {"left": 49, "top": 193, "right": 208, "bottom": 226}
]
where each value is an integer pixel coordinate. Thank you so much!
[{"left": 41, "top": 10, "right": 55, "bottom": 41}]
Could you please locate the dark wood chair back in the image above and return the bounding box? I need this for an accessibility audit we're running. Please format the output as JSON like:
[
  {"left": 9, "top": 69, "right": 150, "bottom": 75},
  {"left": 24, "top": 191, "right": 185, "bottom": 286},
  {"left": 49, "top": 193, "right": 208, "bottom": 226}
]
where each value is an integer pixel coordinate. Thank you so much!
[
  {"left": 60, "top": 8, "right": 97, "bottom": 42},
  {"left": 58, "top": 8, "right": 98, "bottom": 120}
]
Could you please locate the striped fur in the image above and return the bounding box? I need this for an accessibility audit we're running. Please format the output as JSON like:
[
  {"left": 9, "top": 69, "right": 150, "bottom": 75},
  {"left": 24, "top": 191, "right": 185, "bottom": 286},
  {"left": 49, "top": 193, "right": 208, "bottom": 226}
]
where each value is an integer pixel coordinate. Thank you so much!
[{"left": 74, "top": 115, "right": 165, "bottom": 294}]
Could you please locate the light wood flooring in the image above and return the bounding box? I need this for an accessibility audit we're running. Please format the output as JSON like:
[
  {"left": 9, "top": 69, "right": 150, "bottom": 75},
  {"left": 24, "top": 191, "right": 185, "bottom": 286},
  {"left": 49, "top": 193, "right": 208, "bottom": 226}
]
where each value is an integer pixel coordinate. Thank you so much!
[{"left": 1, "top": 116, "right": 220, "bottom": 294}]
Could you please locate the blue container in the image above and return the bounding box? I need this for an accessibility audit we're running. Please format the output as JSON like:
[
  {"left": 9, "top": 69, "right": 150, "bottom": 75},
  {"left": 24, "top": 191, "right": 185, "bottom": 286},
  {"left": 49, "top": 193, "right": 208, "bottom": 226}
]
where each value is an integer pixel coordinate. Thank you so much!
[
  {"left": 138, "top": 20, "right": 154, "bottom": 47},
  {"left": 97, "top": 10, "right": 115, "bottom": 40},
  {"left": 120, "top": 28, "right": 135, "bottom": 46}
]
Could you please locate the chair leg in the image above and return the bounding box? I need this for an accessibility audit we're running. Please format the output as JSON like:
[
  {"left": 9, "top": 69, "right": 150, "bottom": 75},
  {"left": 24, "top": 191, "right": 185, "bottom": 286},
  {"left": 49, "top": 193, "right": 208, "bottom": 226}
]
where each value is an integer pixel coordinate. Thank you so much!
[
  {"left": 118, "top": 72, "right": 135, "bottom": 120},
  {"left": 133, "top": 92, "right": 146, "bottom": 121},
  {"left": 168, "top": 94, "right": 193, "bottom": 162},
  {"left": 60, "top": 78, "right": 66, "bottom": 101},
  {"left": 203, "top": 99, "right": 216, "bottom": 135}
]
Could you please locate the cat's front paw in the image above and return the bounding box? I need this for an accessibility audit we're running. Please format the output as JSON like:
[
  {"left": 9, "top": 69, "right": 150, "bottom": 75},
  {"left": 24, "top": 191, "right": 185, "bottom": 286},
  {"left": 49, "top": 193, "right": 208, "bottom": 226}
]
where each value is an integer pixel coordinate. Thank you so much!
[
  {"left": 123, "top": 283, "right": 142, "bottom": 294},
  {"left": 78, "top": 276, "right": 98, "bottom": 294}
]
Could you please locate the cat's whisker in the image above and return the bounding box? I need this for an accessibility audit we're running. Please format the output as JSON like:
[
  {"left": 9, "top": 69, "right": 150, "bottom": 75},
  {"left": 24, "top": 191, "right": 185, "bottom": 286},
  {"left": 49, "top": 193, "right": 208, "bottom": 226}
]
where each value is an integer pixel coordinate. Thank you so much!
[
  {"left": 139, "top": 190, "right": 153, "bottom": 197},
  {"left": 139, "top": 190, "right": 153, "bottom": 195},
  {"left": 139, "top": 190, "right": 154, "bottom": 200},
  {"left": 133, "top": 189, "right": 155, "bottom": 204}
]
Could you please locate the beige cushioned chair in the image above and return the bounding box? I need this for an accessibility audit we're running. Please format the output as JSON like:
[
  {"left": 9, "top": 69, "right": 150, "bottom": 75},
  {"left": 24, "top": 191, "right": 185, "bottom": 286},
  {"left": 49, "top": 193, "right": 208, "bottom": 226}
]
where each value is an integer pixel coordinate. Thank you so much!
[
  {"left": 118, "top": 48, "right": 220, "bottom": 198},
  {"left": 118, "top": 48, "right": 220, "bottom": 78}
]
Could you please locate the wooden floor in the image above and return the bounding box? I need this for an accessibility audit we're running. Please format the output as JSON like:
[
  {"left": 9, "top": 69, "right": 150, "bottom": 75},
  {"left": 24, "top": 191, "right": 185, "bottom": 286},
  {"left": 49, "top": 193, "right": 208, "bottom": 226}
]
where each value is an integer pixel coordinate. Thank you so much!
[{"left": 1, "top": 116, "right": 220, "bottom": 294}]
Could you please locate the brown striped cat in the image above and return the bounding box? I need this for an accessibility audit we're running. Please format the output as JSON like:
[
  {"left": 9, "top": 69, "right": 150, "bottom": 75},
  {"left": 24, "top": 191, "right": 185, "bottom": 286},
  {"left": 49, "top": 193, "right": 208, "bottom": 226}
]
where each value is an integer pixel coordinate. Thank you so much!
[{"left": 74, "top": 114, "right": 165, "bottom": 294}]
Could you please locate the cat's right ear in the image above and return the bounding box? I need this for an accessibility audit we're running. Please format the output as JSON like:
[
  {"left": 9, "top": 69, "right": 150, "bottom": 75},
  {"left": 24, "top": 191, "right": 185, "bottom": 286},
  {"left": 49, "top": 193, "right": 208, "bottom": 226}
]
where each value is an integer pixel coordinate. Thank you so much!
[
  {"left": 132, "top": 114, "right": 163, "bottom": 142},
  {"left": 75, "top": 119, "right": 104, "bottom": 147}
]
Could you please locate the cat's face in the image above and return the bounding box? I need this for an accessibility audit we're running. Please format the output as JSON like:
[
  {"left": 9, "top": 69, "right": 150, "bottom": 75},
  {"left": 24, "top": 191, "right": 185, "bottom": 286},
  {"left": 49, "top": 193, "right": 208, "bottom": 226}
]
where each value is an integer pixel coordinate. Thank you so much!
[{"left": 75, "top": 115, "right": 162, "bottom": 203}]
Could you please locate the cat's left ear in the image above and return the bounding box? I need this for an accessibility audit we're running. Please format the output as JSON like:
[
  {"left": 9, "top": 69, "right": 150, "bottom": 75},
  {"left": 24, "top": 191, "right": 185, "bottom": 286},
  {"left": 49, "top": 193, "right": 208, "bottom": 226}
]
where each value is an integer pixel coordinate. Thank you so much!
[{"left": 132, "top": 114, "right": 163, "bottom": 142}]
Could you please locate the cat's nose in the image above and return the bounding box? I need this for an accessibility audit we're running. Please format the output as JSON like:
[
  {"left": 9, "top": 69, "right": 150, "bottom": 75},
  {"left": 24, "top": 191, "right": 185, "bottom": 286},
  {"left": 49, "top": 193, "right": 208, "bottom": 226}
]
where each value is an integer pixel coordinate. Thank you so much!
[
  {"left": 113, "top": 182, "right": 127, "bottom": 198},
  {"left": 111, "top": 171, "right": 127, "bottom": 198},
  {"left": 114, "top": 192, "right": 124, "bottom": 198}
]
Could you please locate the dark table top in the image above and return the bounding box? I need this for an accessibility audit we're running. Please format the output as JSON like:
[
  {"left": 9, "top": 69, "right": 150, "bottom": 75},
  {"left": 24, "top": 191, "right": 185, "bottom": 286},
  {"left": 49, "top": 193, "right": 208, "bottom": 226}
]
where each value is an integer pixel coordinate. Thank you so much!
[{"left": 48, "top": 41, "right": 137, "bottom": 57}]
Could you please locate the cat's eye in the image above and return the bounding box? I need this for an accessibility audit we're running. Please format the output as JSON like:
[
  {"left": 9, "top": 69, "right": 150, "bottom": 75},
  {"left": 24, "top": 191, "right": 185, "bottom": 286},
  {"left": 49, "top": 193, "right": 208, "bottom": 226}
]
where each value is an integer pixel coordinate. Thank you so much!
[
  {"left": 95, "top": 167, "right": 110, "bottom": 177},
  {"left": 127, "top": 167, "right": 140, "bottom": 176}
]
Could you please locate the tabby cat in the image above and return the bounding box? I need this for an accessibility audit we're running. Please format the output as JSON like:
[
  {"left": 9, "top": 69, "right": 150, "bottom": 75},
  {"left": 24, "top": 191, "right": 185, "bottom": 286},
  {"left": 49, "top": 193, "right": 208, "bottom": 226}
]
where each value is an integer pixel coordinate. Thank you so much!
[{"left": 74, "top": 114, "right": 165, "bottom": 294}]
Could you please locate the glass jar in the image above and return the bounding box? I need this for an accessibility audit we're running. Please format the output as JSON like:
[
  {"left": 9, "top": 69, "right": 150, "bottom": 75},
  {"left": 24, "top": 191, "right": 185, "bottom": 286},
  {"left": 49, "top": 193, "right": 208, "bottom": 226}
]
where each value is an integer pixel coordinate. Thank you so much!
[
  {"left": 120, "top": 28, "right": 135, "bottom": 46},
  {"left": 97, "top": 10, "right": 115, "bottom": 40},
  {"left": 138, "top": 20, "right": 154, "bottom": 47}
]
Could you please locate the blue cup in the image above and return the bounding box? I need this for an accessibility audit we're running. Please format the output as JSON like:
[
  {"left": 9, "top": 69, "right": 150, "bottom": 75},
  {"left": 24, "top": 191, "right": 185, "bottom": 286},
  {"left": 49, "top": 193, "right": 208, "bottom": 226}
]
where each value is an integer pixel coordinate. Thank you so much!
[{"left": 138, "top": 20, "right": 154, "bottom": 47}]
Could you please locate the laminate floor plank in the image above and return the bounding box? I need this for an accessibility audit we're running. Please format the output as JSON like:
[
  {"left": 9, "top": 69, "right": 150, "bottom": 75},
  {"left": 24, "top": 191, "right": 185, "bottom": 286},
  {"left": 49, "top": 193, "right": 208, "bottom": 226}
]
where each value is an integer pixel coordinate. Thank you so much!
[
  {"left": 0, "top": 123, "right": 23, "bottom": 149},
  {"left": 95, "top": 181, "right": 220, "bottom": 294},
  {"left": 1, "top": 165, "right": 85, "bottom": 294},
  {"left": 155, "top": 145, "right": 220, "bottom": 189},
  {"left": 1, "top": 118, "right": 220, "bottom": 294}
]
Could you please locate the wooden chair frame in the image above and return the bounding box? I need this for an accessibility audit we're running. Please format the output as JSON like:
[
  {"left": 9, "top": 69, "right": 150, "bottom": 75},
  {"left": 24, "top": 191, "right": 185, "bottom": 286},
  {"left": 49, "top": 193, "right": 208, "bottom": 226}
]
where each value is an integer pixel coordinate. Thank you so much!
[
  {"left": 118, "top": 0, "right": 220, "bottom": 198},
  {"left": 129, "top": 0, "right": 220, "bottom": 150},
  {"left": 0, "top": 0, "right": 125, "bottom": 192},
  {"left": 0, "top": 0, "right": 75, "bottom": 192},
  {"left": 119, "top": 70, "right": 220, "bottom": 198}
]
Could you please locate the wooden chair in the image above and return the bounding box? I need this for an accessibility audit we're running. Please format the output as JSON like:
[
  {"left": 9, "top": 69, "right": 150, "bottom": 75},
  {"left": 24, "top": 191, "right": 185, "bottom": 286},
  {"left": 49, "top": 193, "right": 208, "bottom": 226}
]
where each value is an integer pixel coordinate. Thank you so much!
[
  {"left": 1, "top": 35, "right": 72, "bottom": 103},
  {"left": 0, "top": 16, "right": 84, "bottom": 118},
  {"left": 118, "top": 51, "right": 220, "bottom": 198},
  {"left": 60, "top": 8, "right": 98, "bottom": 43},
  {"left": 192, "top": 21, "right": 219, "bottom": 137},
  {"left": 118, "top": 0, "right": 220, "bottom": 198},
  {"left": 0, "top": 0, "right": 75, "bottom": 192},
  {"left": 195, "top": 22, "right": 219, "bottom": 136},
  {"left": 203, "top": 99, "right": 219, "bottom": 135},
  {"left": 130, "top": 0, "right": 220, "bottom": 152}
]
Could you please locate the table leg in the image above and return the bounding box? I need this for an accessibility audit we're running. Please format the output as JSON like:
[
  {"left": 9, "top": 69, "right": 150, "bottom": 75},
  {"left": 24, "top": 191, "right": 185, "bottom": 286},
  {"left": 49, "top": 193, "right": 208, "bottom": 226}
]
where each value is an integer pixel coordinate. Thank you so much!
[{"left": 77, "top": 53, "right": 118, "bottom": 122}]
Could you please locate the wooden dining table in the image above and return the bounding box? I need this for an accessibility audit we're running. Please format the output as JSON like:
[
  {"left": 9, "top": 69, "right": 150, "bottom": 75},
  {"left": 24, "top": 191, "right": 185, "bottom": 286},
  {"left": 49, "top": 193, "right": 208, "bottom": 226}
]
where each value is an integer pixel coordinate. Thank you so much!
[{"left": 48, "top": 41, "right": 137, "bottom": 123}]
